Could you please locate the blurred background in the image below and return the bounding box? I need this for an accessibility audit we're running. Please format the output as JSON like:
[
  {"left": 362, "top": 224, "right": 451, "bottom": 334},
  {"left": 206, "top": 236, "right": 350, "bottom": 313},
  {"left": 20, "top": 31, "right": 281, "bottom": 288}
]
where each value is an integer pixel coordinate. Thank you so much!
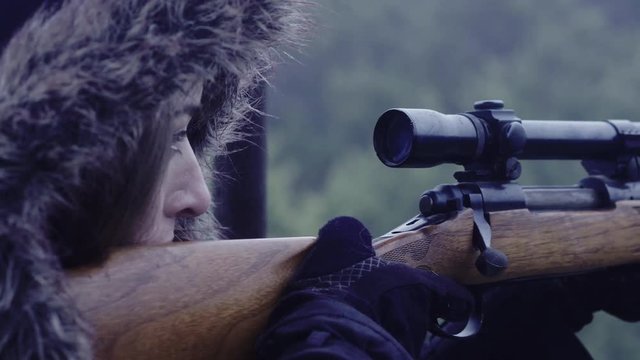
[{"left": 263, "top": 0, "right": 640, "bottom": 357}]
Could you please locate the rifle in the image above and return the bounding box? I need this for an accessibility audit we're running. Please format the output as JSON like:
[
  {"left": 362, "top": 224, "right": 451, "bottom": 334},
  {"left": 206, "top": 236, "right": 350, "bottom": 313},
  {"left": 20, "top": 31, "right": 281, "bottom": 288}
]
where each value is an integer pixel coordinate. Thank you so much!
[{"left": 67, "top": 100, "right": 640, "bottom": 359}]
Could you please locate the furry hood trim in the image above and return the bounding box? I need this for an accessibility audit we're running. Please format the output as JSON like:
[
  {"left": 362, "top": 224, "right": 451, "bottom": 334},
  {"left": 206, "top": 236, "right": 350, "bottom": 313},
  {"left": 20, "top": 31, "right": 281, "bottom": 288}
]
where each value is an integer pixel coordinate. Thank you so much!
[{"left": 0, "top": 0, "right": 307, "bottom": 357}]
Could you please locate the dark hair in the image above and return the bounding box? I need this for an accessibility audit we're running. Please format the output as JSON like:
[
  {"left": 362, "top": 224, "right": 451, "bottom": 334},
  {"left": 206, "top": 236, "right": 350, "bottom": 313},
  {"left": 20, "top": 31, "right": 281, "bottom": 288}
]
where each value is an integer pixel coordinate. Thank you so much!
[{"left": 50, "top": 106, "right": 173, "bottom": 268}]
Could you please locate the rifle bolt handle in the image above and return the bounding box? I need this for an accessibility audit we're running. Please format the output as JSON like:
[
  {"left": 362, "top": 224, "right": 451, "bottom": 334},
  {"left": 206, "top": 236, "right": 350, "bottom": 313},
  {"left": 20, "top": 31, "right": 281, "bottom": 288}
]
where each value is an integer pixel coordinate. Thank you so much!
[{"left": 475, "top": 248, "right": 508, "bottom": 277}]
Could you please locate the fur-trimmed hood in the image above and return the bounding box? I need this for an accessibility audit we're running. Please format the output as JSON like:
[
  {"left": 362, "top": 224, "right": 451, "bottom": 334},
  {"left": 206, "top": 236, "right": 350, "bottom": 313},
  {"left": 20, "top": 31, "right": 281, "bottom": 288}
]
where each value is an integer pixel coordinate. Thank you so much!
[{"left": 0, "top": 0, "right": 306, "bottom": 357}]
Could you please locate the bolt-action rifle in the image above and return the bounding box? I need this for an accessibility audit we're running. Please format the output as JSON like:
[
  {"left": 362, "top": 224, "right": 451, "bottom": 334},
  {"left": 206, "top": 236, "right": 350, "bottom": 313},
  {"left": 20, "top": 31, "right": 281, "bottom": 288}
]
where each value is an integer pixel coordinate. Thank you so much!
[{"left": 67, "top": 100, "right": 640, "bottom": 359}]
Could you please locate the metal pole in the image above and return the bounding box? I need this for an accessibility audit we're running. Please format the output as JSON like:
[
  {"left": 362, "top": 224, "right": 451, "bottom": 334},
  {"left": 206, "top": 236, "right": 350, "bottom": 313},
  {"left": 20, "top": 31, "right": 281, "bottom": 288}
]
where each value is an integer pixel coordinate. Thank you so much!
[{"left": 213, "top": 84, "right": 266, "bottom": 239}]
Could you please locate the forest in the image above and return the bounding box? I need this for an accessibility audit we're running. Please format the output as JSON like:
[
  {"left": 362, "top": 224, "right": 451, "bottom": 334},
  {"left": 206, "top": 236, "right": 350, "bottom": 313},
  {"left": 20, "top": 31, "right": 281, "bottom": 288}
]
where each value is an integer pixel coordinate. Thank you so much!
[{"left": 264, "top": 1, "right": 640, "bottom": 357}]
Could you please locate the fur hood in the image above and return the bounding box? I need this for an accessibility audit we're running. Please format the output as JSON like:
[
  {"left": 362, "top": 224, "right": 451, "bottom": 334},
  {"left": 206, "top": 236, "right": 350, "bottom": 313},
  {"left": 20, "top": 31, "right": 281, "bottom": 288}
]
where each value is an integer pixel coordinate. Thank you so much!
[{"left": 0, "top": 0, "right": 306, "bottom": 358}]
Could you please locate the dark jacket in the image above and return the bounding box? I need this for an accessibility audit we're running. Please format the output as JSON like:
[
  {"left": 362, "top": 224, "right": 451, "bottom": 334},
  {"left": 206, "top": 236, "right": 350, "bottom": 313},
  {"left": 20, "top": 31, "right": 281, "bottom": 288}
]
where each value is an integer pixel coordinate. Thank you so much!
[
  {"left": 0, "top": 0, "right": 306, "bottom": 357},
  {"left": 258, "top": 293, "right": 413, "bottom": 359}
]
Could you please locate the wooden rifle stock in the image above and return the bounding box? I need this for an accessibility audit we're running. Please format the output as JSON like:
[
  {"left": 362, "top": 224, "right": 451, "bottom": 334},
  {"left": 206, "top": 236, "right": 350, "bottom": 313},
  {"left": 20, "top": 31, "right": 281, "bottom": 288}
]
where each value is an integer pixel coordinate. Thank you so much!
[{"left": 67, "top": 201, "right": 640, "bottom": 359}]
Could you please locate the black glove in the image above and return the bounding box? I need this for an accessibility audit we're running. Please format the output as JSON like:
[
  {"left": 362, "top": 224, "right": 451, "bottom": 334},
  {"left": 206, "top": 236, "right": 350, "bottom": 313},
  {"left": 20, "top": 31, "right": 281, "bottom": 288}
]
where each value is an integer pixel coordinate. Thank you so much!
[
  {"left": 425, "top": 263, "right": 640, "bottom": 360},
  {"left": 256, "top": 216, "right": 474, "bottom": 359},
  {"left": 569, "top": 263, "right": 640, "bottom": 322}
]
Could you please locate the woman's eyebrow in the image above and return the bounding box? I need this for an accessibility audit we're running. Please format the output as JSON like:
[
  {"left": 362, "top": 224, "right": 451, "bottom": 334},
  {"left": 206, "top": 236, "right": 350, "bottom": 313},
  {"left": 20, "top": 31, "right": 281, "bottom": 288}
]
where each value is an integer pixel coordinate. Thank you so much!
[
  {"left": 174, "top": 104, "right": 202, "bottom": 117},
  {"left": 185, "top": 104, "right": 202, "bottom": 115}
]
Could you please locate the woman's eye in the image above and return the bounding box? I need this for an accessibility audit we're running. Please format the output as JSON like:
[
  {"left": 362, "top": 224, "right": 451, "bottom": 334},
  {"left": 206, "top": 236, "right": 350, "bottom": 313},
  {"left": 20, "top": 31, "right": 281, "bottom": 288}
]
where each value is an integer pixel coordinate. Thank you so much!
[
  {"left": 171, "top": 130, "right": 188, "bottom": 154},
  {"left": 173, "top": 129, "right": 188, "bottom": 143}
]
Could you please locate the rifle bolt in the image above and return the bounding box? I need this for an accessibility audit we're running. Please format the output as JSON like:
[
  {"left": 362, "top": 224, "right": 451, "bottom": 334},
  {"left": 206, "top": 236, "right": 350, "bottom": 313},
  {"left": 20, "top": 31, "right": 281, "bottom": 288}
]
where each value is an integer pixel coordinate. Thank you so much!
[{"left": 420, "top": 194, "right": 434, "bottom": 215}]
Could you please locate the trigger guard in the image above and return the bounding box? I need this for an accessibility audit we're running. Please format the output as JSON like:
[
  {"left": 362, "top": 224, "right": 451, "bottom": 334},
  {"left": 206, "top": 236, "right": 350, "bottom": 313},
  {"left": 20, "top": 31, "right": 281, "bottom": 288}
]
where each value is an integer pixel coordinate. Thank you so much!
[{"left": 429, "top": 296, "right": 482, "bottom": 338}]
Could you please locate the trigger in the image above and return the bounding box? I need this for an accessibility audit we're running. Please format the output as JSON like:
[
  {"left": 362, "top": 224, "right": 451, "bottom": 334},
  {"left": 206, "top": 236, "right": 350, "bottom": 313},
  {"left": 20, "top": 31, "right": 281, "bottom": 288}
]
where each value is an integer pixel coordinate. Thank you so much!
[{"left": 429, "top": 295, "right": 482, "bottom": 338}]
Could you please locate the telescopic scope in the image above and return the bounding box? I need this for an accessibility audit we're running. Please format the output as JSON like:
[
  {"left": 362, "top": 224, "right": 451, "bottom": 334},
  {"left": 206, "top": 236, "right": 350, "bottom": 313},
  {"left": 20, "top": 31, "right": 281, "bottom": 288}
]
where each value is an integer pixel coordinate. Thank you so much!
[{"left": 373, "top": 101, "right": 640, "bottom": 169}]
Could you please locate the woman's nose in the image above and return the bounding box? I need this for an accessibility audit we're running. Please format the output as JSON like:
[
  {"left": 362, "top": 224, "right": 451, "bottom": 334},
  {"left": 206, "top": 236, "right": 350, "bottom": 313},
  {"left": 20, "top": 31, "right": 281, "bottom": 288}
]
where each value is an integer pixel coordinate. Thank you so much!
[
  {"left": 164, "top": 147, "right": 212, "bottom": 218},
  {"left": 176, "top": 164, "right": 211, "bottom": 217}
]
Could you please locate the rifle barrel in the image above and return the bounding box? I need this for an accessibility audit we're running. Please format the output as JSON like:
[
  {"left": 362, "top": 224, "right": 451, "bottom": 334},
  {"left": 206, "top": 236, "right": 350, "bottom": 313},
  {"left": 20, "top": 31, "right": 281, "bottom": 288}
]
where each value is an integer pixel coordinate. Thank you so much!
[{"left": 523, "top": 186, "right": 602, "bottom": 210}]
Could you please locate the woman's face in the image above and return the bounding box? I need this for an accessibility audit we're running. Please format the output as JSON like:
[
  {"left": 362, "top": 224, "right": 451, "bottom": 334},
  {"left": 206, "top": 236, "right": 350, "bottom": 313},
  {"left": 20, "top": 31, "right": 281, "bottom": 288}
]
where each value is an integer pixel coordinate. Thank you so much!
[{"left": 137, "top": 84, "right": 211, "bottom": 244}]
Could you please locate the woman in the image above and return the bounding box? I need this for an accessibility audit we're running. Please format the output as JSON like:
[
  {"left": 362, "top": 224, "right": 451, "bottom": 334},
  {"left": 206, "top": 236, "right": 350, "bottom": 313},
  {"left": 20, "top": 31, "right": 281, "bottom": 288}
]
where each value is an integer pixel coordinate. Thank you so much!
[{"left": 0, "top": 0, "right": 310, "bottom": 357}]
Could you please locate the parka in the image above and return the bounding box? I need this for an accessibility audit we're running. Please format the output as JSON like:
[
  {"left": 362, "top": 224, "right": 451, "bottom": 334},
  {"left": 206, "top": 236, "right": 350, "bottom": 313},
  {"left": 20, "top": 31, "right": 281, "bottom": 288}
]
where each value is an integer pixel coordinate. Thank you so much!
[{"left": 0, "top": 0, "right": 306, "bottom": 357}]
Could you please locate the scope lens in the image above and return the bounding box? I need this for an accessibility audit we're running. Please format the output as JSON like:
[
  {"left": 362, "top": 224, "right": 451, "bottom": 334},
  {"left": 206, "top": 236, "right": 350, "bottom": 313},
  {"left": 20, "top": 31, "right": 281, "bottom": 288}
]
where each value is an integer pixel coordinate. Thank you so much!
[{"left": 374, "top": 110, "right": 414, "bottom": 166}]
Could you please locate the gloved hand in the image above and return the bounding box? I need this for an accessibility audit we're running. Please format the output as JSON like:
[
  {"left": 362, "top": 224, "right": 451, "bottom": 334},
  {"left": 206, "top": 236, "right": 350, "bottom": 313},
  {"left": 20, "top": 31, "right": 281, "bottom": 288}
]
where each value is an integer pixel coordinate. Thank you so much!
[
  {"left": 256, "top": 216, "right": 474, "bottom": 359},
  {"left": 425, "top": 264, "right": 640, "bottom": 360},
  {"left": 570, "top": 263, "right": 640, "bottom": 322}
]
